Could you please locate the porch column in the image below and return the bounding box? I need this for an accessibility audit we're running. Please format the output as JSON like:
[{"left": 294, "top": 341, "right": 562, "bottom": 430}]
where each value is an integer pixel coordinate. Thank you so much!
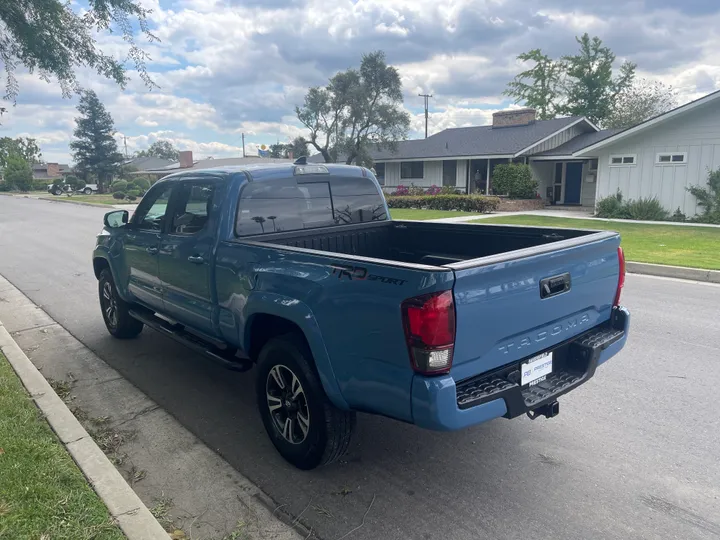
[{"left": 486, "top": 158, "right": 490, "bottom": 195}]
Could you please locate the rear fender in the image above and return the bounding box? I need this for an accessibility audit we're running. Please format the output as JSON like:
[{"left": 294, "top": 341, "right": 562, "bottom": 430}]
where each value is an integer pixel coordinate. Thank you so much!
[{"left": 243, "top": 292, "right": 348, "bottom": 410}]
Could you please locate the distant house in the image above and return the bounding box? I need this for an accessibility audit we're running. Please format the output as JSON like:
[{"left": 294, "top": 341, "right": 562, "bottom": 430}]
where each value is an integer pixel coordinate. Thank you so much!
[
  {"left": 135, "top": 151, "right": 292, "bottom": 179},
  {"left": 307, "top": 91, "right": 720, "bottom": 216},
  {"left": 32, "top": 163, "right": 73, "bottom": 181},
  {"left": 123, "top": 156, "right": 175, "bottom": 172}
]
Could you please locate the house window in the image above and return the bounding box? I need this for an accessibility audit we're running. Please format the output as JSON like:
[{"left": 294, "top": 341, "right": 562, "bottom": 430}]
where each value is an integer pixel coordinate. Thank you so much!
[
  {"left": 589, "top": 159, "right": 598, "bottom": 171},
  {"left": 373, "top": 163, "right": 385, "bottom": 185},
  {"left": 656, "top": 152, "right": 687, "bottom": 165},
  {"left": 609, "top": 154, "right": 636, "bottom": 166},
  {"left": 400, "top": 161, "right": 423, "bottom": 179}
]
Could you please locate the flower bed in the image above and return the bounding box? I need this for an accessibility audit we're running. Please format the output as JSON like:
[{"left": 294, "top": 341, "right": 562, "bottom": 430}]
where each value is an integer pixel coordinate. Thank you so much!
[{"left": 386, "top": 194, "right": 500, "bottom": 213}]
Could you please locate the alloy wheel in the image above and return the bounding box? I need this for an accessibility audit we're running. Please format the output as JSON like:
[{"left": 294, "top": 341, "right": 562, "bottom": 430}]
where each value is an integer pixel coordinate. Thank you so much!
[
  {"left": 266, "top": 365, "right": 310, "bottom": 444},
  {"left": 102, "top": 281, "right": 118, "bottom": 329}
]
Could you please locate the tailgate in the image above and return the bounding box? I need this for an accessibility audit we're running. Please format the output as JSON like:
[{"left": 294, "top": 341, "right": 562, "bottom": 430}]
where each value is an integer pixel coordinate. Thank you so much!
[{"left": 449, "top": 232, "right": 621, "bottom": 382}]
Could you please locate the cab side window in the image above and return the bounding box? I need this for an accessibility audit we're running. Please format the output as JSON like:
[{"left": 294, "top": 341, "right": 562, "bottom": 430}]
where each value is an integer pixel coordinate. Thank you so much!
[
  {"left": 132, "top": 185, "right": 172, "bottom": 231},
  {"left": 170, "top": 182, "right": 216, "bottom": 235}
]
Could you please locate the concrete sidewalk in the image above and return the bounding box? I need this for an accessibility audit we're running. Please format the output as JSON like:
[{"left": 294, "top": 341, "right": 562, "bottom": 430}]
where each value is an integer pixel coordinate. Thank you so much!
[{"left": 0, "top": 274, "right": 304, "bottom": 540}]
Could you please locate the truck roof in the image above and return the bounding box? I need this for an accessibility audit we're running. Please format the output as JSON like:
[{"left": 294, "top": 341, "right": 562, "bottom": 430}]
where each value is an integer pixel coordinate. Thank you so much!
[{"left": 160, "top": 163, "right": 369, "bottom": 182}]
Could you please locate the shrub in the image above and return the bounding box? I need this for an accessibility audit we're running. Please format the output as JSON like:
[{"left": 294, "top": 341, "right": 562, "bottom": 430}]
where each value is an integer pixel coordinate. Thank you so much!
[
  {"left": 426, "top": 185, "right": 442, "bottom": 195},
  {"left": 687, "top": 168, "right": 720, "bottom": 224},
  {"left": 33, "top": 179, "right": 49, "bottom": 191},
  {"left": 126, "top": 194, "right": 138, "bottom": 202},
  {"left": 4, "top": 154, "right": 33, "bottom": 191},
  {"left": 126, "top": 189, "right": 142, "bottom": 199},
  {"left": 64, "top": 175, "right": 85, "bottom": 191},
  {"left": 387, "top": 194, "right": 500, "bottom": 213},
  {"left": 392, "top": 185, "right": 410, "bottom": 196},
  {"left": 670, "top": 208, "right": 687, "bottom": 222},
  {"left": 595, "top": 191, "right": 624, "bottom": 218},
  {"left": 110, "top": 180, "right": 128, "bottom": 193},
  {"left": 623, "top": 197, "right": 669, "bottom": 221},
  {"left": 131, "top": 177, "right": 151, "bottom": 191},
  {"left": 112, "top": 191, "right": 126, "bottom": 200},
  {"left": 491, "top": 164, "right": 537, "bottom": 199},
  {"left": 407, "top": 184, "right": 425, "bottom": 196},
  {"left": 0, "top": 182, "right": 11, "bottom": 192},
  {"left": 439, "top": 185, "right": 459, "bottom": 195}
]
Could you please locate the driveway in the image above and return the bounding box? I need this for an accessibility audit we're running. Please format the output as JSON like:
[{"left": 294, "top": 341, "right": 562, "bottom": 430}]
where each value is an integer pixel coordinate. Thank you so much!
[{"left": 1, "top": 195, "right": 719, "bottom": 540}]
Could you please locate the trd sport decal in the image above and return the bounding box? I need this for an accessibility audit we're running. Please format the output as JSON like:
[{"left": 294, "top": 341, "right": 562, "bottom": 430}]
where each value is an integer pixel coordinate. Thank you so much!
[{"left": 330, "top": 264, "right": 407, "bottom": 286}]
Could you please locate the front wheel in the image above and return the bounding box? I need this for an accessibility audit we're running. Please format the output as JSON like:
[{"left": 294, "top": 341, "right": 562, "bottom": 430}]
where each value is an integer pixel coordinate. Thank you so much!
[
  {"left": 98, "top": 269, "right": 144, "bottom": 339},
  {"left": 256, "top": 334, "right": 355, "bottom": 470},
  {"left": 53, "top": 187, "right": 62, "bottom": 195},
  {"left": 83, "top": 187, "right": 93, "bottom": 195}
]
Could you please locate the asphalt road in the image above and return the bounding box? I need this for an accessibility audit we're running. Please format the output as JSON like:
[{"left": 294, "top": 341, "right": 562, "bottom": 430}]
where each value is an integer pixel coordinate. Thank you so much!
[{"left": 1, "top": 195, "right": 719, "bottom": 540}]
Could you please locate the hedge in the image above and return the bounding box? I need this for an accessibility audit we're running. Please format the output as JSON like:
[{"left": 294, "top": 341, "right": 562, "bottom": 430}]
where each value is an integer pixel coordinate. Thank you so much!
[{"left": 386, "top": 194, "right": 500, "bottom": 213}]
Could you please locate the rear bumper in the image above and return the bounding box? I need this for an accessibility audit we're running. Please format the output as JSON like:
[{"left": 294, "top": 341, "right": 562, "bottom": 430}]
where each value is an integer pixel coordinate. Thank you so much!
[{"left": 411, "top": 306, "right": 630, "bottom": 431}]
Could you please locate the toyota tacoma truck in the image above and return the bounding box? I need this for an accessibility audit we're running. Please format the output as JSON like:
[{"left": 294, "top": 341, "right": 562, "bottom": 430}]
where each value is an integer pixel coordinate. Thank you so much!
[{"left": 93, "top": 161, "right": 630, "bottom": 469}]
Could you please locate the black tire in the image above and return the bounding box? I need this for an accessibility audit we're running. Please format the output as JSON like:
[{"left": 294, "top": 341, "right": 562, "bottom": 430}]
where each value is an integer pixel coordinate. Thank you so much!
[
  {"left": 98, "top": 269, "right": 144, "bottom": 339},
  {"left": 53, "top": 187, "right": 62, "bottom": 196},
  {"left": 83, "top": 187, "right": 93, "bottom": 195},
  {"left": 256, "top": 334, "right": 355, "bottom": 470}
]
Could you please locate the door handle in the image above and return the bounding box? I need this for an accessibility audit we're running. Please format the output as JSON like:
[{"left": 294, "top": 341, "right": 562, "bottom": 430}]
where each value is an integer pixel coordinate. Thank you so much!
[
  {"left": 187, "top": 255, "right": 205, "bottom": 264},
  {"left": 146, "top": 247, "right": 159, "bottom": 255}
]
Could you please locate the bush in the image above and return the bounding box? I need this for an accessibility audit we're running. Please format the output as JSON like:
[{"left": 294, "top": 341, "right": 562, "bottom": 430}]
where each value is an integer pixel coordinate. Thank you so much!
[
  {"left": 595, "top": 191, "right": 624, "bottom": 218},
  {"left": 110, "top": 180, "right": 128, "bottom": 193},
  {"left": 64, "top": 175, "right": 85, "bottom": 191},
  {"left": 392, "top": 185, "right": 410, "bottom": 196},
  {"left": 623, "top": 197, "right": 669, "bottom": 221},
  {"left": 670, "top": 208, "right": 687, "bottom": 222},
  {"left": 112, "top": 191, "right": 126, "bottom": 200},
  {"left": 407, "top": 184, "right": 425, "bottom": 196},
  {"left": 491, "top": 164, "right": 537, "bottom": 199},
  {"left": 387, "top": 194, "right": 500, "bottom": 213},
  {"left": 439, "top": 185, "right": 459, "bottom": 195},
  {"left": 126, "top": 194, "right": 138, "bottom": 202},
  {"left": 687, "top": 168, "right": 720, "bottom": 224},
  {"left": 0, "top": 182, "right": 12, "bottom": 192},
  {"left": 4, "top": 154, "right": 33, "bottom": 191},
  {"left": 426, "top": 185, "right": 442, "bottom": 195},
  {"left": 126, "top": 189, "right": 142, "bottom": 199},
  {"left": 33, "top": 179, "right": 50, "bottom": 191},
  {"left": 131, "top": 177, "right": 151, "bottom": 191}
]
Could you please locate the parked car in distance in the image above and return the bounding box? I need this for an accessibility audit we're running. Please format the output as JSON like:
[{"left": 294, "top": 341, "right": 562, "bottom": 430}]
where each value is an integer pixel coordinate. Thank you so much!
[
  {"left": 47, "top": 183, "right": 98, "bottom": 196},
  {"left": 92, "top": 161, "right": 630, "bottom": 469}
]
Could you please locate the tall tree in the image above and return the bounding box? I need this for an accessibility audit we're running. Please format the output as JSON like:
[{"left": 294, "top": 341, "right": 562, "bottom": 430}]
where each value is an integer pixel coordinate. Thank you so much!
[
  {"left": 0, "top": 0, "right": 157, "bottom": 109},
  {"left": 289, "top": 137, "right": 308, "bottom": 159},
  {"left": 3, "top": 153, "right": 33, "bottom": 191},
  {"left": 561, "top": 34, "right": 636, "bottom": 126},
  {"left": 0, "top": 137, "right": 42, "bottom": 168},
  {"left": 135, "top": 140, "right": 180, "bottom": 161},
  {"left": 296, "top": 51, "right": 410, "bottom": 164},
  {"left": 269, "top": 143, "right": 287, "bottom": 158},
  {"left": 605, "top": 80, "right": 678, "bottom": 129},
  {"left": 503, "top": 49, "right": 563, "bottom": 120},
  {"left": 70, "top": 90, "right": 123, "bottom": 193}
]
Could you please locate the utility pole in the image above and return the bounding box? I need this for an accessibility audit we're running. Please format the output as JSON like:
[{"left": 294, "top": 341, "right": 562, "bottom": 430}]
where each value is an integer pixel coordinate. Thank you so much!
[
  {"left": 418, "top": 93, "right": 433, "bottom": 138},
  {"left": 241, "top": 133, "right": 246, "bottom": 157},
  {"left": 123, "top": 136, "right": 128, "bottom": 159}
]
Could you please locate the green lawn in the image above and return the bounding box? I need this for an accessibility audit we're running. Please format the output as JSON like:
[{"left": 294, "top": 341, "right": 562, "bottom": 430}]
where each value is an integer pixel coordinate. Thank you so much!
[
  {"left": 477, "top": 215, "right": 720, "bottom": 270},
  {"left": 40, "top": 194, "right": 138, "bottom": 205},
  {"left": 0, "top": 353, "right": 125, "bottom": 540},
  {"left": 390, "top": 208, "right": 481, "bottom": 220}
]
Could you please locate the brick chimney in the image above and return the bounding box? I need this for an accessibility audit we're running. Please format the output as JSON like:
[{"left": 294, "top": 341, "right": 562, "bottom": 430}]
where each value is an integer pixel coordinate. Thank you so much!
[
  {"left": 178, "top": 150, "right": 193, "bottom": 168},
  {"left": 492, "top": 108, "right": 537, "bottom": 128},
  {"left": 46, "top": 163, "right": 60, "bottom": 177}
]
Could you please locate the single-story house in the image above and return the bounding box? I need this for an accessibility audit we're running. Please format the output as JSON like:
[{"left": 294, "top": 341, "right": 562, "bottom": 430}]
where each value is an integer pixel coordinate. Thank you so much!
[
  {"left": 136, "top": 151, "right": 292, "bottom": 179},
  {"left": 309, "top": 89, "right": 720, "bottom": 216},
  {"left": 32, "top": 162, "right": 73, "bottom": 180}
]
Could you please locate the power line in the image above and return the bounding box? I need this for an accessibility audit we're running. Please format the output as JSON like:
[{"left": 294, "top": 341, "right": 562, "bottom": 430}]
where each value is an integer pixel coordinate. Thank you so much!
[{"left": 418, "top": 93, "right": 433, "bottom": 138}]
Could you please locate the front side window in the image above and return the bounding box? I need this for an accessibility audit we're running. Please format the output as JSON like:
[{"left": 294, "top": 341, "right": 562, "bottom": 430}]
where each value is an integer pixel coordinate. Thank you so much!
[
  {"left": 132, "top": 185, "right": 172, "bottom": 231},
  {"left": 400, "top": 161, "right": 424, "bottom": 179},
  {"left": 170, "top": 182, "right": 216, "bottom": 235}
]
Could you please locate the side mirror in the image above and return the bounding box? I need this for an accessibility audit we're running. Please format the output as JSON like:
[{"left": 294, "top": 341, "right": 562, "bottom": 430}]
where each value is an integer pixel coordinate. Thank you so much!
[{"left": 104, "top": 210, "right": 129, "bottom": 229}]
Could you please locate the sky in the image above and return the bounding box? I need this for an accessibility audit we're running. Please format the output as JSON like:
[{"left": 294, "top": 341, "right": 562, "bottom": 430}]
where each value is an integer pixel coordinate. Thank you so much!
[{"left": 2, "top": 0, "right": 720, "bottom": 165}]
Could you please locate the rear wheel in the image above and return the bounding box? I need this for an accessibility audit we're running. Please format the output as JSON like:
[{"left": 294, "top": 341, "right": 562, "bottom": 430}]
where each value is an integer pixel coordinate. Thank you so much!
[
  {"left": 83, "top": 187, "right": 93, "bottom": 195},
  {"left": 98, "top": 269, "right": 143, "bottom": 339},
  {"left": 256, "top": 334, "right": 355, "bottom": 470},
  {"left": 53, "top": 187, "right": 62, "bottom": 195}
]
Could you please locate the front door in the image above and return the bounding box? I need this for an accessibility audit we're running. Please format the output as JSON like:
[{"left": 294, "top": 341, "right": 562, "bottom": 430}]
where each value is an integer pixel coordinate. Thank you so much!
[
  {"left": 564, "top": 162, "right": 583, "bottom": 204},
  {"left": 158, "top": 179, "right": 222, "bottom": 334},
  {"left": 124, "top": 184, "right": 173, "bottom": 310}
]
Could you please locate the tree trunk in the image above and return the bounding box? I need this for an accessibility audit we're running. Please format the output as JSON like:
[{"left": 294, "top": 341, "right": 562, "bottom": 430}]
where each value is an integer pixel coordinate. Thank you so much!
[{"left": 321, "top": 149, "right": 333, "bottom": 163}]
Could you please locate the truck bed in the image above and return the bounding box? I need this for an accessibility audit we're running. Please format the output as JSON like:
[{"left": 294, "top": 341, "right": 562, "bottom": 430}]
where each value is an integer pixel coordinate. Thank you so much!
[{"left": 242, "top": 220, "right": 610, "bottom": 268}]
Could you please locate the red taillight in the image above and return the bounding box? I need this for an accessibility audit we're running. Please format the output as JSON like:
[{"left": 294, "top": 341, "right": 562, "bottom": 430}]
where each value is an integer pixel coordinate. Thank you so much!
[
  {"left": 401, "top": 290, "right": 456, "bottom": 375},
  {"left": 614, "top": 247, "right": 626, "bottom": 307}
]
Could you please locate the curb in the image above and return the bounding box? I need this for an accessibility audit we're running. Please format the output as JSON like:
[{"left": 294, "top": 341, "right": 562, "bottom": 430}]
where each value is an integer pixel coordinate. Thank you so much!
[
  {"left": 0, "top": 322, "right": 169, "bottom": 540},
  {"left": 626, "top": 261, "right": 720, "bottom": 283}
]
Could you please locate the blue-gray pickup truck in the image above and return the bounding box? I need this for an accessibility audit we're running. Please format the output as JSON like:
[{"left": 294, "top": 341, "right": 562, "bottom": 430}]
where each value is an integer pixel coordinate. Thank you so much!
[{"left": 93, "top": 161, "right": 630, "bottom": 469}]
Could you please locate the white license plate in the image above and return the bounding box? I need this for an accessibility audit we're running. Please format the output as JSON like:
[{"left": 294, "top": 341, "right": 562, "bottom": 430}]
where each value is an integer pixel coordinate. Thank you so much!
[{"left": 521, "top": 352, "right": 553, "bottom": 386}]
